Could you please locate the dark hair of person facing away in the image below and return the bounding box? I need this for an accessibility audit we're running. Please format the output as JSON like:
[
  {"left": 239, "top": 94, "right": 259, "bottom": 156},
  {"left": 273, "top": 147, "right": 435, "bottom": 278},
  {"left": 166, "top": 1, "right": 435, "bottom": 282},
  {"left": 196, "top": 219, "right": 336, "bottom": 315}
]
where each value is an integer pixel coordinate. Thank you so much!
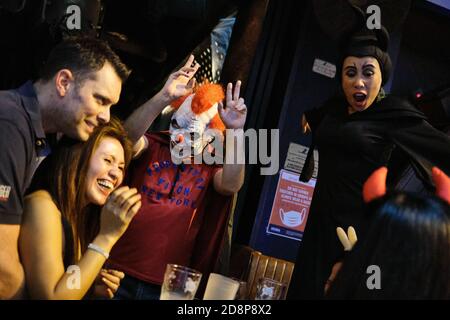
[
  {"left": 27, "top": 117, "right": 133, "bottom": 264},
  {"left": 39, "top": 36, "right": 131, "bottom": 84},
  {"left": 327, "top": 192, "right": 450, "bottom": 299}
]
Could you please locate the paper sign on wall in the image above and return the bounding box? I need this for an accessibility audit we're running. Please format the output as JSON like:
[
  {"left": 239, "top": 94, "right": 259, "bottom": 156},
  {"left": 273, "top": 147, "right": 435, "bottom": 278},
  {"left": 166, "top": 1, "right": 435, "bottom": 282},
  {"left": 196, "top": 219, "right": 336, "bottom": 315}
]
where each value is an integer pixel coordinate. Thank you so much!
[
  {"left": 312, "top": 58, "right": 336, "bottom": 78},
  {"left": 284, "top": 142, "right": 318, "bottom": 179},
  {"left": 267, "top": 169, "right": 316, "bottom": 241}
]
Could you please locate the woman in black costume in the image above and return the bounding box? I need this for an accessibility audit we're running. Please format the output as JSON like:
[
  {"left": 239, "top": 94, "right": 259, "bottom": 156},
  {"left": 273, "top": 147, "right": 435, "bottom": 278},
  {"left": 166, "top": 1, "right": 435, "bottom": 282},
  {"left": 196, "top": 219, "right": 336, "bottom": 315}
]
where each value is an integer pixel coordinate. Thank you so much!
[{"left": 287, "top": 13, "right": 450, "bottom": 299}]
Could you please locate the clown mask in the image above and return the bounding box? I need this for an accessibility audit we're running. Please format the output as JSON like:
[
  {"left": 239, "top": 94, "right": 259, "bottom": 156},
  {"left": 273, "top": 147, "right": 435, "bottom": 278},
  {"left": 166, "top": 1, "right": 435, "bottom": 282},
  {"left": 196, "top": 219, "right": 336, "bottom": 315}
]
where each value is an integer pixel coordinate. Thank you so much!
[{"left": 168, "top": 83, "right": 226, "bottom": 162}]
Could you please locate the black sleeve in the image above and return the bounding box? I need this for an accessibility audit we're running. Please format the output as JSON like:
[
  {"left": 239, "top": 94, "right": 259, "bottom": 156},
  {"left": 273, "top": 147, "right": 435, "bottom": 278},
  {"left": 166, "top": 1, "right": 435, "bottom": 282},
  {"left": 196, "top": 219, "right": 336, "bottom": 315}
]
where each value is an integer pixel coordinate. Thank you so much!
[
  {"left": 300, "top": 98, "right": 340, "bottom": 182},
  {"left": 303, "top": 97, "right": 340, "bottom": 131},
  {"left": 0, "top": 120, "right": 29, "bottom": 224},
  {"left": 304, "top": 108, "right": 327, "bottom": 132},
  {"left": 388, "top": 118, "right": 450, "bottom": 188}
]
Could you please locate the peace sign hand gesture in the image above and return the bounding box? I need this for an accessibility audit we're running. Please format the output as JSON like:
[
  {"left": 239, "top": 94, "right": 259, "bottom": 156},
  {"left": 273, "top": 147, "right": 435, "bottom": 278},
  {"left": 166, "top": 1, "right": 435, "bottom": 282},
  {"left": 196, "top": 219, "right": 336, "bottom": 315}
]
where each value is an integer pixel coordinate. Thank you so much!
[
  {"left": 336, "top": 226, "right": 358, "bottom": 251},
  {"left": 324, "top": 226, "right": 358, "bottom": 294},
  {"left": 218, "top": 81, "right": 247, "bottom": 130}
]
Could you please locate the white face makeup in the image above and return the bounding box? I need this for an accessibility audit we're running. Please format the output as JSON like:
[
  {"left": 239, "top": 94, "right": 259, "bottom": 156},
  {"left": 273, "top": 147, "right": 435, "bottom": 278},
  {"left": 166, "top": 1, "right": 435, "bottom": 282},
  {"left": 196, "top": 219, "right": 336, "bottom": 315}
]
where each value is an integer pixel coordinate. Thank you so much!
[
  {"left": 342, "top": 56, "right": 383, "bottom": 114},
  {"left": 169, "top": 94, "right": 220, "bottom": 161}
]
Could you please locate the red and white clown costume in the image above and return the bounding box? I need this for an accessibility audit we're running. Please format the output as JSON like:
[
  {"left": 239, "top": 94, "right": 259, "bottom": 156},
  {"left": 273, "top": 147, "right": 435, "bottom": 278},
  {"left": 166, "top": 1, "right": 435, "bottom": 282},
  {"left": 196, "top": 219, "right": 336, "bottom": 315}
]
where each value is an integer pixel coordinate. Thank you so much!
[
  {"left": 168, "top": 83, "right": 226, "bottom": 162},
  {"left": 108, "top": 82, "right": 243, "bottom": 296}
]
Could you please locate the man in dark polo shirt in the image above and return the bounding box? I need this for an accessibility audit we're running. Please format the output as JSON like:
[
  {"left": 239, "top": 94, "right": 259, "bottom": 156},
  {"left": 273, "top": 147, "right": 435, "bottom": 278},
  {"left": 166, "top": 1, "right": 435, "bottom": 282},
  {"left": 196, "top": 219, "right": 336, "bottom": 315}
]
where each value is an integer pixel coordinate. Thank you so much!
[{"left": 0, "top": 36, "right": 130, "bottom": 298}]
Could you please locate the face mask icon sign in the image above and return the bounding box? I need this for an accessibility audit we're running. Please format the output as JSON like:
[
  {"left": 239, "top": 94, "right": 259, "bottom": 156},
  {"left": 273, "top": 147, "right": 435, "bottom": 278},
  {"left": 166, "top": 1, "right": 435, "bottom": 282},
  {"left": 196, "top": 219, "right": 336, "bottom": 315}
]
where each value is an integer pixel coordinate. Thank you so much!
[{"left": 279, "top": 208, "right": 306, "bottom": 228}]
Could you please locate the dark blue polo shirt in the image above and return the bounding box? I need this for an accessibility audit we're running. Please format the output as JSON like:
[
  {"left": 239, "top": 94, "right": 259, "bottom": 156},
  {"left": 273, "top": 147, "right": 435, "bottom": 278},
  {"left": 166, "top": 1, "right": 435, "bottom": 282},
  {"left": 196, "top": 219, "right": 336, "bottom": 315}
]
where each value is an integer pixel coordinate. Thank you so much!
[{"left": 0, "top": 81, "right": 49, "bottom": 224}]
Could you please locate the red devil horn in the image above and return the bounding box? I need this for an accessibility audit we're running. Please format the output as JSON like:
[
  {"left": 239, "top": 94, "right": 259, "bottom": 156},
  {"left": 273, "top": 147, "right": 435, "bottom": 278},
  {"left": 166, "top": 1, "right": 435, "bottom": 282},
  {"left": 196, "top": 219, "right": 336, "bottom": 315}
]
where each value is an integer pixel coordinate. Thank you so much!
[
  {"left": 363, "top": 167, "right": 388, "bottom": 203},
  {"left": 432, "top": 167, "right": 450, "bottom": 205}
]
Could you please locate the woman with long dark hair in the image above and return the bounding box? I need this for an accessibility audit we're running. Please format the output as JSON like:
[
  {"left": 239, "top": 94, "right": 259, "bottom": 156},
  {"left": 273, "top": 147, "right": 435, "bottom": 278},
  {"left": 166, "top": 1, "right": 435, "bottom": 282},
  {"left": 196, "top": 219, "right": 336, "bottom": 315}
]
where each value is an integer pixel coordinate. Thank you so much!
[{"left": 19, "top": 117, "right": 142, "bottom": 299}]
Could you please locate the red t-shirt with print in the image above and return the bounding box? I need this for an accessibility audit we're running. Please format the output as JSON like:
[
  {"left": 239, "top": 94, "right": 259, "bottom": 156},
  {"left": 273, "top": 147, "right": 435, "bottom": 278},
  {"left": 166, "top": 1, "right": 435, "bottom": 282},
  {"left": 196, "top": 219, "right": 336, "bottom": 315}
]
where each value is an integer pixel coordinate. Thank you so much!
[{"left": 108, "top": 133, "right": 219, "bottom": 285}]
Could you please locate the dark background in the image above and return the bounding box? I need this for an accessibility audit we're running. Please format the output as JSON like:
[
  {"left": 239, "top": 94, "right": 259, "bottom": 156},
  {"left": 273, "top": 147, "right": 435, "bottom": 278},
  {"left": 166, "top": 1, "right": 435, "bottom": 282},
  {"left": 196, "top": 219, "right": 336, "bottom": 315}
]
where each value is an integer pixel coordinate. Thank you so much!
[{"left": 1, "top": 0, "right": 449, "bottom": 262}]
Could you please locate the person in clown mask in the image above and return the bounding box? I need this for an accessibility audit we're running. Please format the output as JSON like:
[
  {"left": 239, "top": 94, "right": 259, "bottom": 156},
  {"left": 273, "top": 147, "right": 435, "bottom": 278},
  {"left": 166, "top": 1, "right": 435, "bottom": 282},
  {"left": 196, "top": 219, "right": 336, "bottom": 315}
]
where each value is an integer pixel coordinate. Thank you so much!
[
  {"left": 167, "top": 82, "right": 228, "bottom": 164},
  {"left": 106, "top": 55, "right": 247, "bottom": 299}
]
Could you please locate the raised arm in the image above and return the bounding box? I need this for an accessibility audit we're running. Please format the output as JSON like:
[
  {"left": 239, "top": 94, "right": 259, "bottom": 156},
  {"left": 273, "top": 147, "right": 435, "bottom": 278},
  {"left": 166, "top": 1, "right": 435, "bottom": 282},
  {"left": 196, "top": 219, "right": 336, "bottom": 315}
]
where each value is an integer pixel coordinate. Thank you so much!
[
  {"left": 124, "top": 55, "right": 200, "bottom": 146},
  {"left": 213, "top": 81, "right": 247, "bottom": 195}
]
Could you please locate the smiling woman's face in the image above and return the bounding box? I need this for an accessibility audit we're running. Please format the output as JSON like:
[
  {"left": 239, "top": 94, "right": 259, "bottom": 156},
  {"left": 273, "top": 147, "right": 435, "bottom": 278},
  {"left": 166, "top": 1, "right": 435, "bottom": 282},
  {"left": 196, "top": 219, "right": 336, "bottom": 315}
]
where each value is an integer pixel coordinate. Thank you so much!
[
  {"left": 85, "top": 136, "right": 125, "bottom": 205},
  {"left": 342, "top": 56, "right": 382, "bottom": 114}
]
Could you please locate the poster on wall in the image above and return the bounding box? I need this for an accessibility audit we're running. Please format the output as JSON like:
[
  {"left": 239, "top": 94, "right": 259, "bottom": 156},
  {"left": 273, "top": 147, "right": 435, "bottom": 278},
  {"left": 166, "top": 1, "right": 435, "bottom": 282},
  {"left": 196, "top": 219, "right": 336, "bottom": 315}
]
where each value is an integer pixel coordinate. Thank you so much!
[
  {"left": 267, "top": 169, "right": 316, "bottom": 241},
  {"left": 284, "top": 142, "right": 318, "bottom": 178}
]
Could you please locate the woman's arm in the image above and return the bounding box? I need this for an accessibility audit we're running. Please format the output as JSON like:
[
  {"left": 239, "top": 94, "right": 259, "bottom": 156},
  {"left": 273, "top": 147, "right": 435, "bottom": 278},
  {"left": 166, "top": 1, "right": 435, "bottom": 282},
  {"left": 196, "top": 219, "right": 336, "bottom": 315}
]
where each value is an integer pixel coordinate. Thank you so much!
[
  {"left": 20, "top": 188, "right": 141, "bottom": 300},
  {"left": 19, "top": 191, "right": 112, "bottom": 299}
]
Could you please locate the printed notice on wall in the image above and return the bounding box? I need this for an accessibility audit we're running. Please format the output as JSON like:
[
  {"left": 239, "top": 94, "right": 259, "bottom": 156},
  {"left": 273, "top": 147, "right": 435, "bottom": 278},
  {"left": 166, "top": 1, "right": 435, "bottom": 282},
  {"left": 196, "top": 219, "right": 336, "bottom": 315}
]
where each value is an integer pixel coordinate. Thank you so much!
[
  {"left": 312, "top": 58, "right": 336, "bottom": 78},
  {"left": 267, "top": 169, "right": 316, "bottom": 241},
  {"left": 284, "top": 142, "right": 319, "bottom": 179}
]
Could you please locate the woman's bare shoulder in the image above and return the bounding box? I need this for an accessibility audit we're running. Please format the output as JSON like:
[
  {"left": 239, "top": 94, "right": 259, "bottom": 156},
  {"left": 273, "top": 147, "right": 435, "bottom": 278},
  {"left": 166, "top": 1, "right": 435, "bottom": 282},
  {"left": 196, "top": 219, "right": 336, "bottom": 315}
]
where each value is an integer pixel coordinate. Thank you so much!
[{"left": 24, "top": 190, "right": 60, "bottom": 220}]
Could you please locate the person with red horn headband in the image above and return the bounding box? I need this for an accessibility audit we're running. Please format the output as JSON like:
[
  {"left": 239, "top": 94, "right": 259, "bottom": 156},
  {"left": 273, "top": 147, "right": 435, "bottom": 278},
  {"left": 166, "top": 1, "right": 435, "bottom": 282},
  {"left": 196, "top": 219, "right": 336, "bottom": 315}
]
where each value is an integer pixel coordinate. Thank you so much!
[
  {"left": 325, "top": 166, "right": 450, "bottom": 299},
  {"left": 289, "top": 2, "right": 450, "bottom": 299}
]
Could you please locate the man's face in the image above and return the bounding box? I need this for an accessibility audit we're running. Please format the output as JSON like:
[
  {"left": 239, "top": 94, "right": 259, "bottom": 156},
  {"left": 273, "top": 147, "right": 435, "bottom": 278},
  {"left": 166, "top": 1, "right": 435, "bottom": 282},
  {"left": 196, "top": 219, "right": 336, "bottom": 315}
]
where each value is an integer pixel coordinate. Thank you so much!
[{"left": 60, "top": 62, "right": 122, "bottom": 141}]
